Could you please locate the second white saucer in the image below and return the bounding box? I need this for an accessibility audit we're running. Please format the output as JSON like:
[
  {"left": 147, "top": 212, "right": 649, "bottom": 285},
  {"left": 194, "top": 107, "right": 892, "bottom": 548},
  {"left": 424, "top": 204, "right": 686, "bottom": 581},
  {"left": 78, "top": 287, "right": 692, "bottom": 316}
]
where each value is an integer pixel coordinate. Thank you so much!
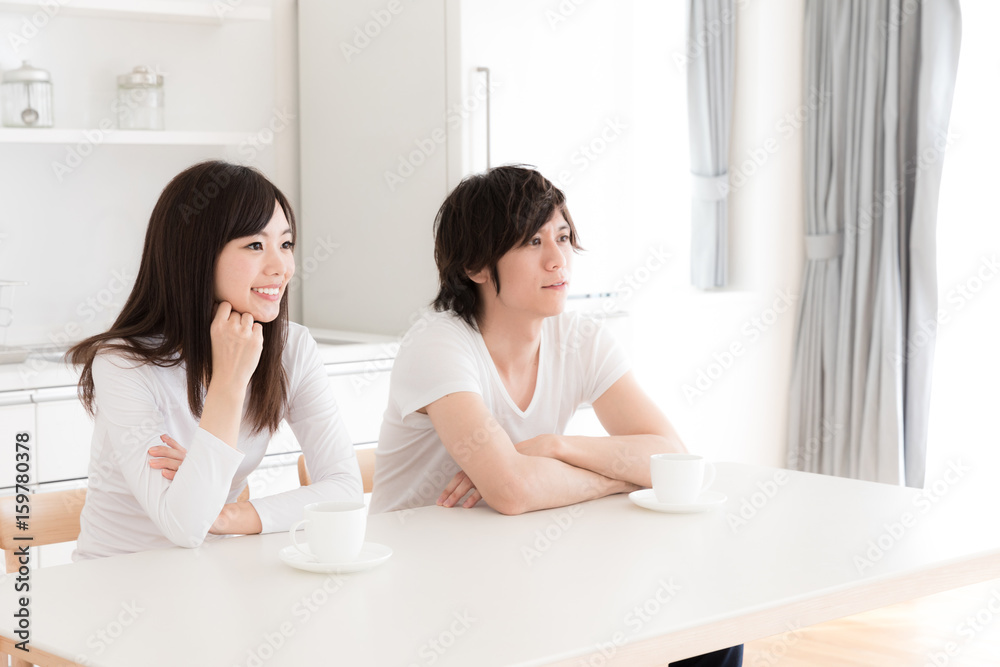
[
  {"left": 278, "top": 542, "right": 393, "bottom": 574},
  {"left": 628, "top": 489, "right": 728, "bottom": 514}
]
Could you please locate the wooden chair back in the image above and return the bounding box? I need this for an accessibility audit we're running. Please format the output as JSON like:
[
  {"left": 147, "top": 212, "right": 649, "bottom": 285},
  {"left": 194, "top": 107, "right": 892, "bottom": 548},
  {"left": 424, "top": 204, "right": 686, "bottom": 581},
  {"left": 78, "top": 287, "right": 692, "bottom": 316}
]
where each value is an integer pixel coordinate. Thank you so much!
[
  {"left": 298, "top": 448, "right": 375, "bottom": 493},
  {"left": 0, "top": 488, "right": 87, "bottom": 575}
]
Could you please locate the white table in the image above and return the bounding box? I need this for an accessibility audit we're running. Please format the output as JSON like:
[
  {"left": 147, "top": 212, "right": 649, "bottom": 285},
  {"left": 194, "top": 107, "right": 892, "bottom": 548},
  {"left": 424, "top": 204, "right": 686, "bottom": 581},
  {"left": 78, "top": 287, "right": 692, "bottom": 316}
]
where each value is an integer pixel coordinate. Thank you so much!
[{"left": 3, "top": 462, "right": 999, "bottom": 666}]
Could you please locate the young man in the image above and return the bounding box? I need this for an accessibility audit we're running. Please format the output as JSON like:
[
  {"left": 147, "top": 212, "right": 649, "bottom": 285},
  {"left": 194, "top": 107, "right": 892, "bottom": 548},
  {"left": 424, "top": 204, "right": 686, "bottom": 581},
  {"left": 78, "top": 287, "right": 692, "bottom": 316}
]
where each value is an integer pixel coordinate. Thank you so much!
[{"left": 370, "top": 166, "right": 741, "bottom": 667}]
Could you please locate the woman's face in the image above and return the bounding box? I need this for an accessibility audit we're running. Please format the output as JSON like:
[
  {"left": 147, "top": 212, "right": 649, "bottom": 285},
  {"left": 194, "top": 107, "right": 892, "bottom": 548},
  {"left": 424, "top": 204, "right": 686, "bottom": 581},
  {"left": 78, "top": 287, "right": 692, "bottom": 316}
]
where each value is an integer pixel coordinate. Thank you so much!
[{"left": 213, "top": 202, "right": 295, "bottom": 323}]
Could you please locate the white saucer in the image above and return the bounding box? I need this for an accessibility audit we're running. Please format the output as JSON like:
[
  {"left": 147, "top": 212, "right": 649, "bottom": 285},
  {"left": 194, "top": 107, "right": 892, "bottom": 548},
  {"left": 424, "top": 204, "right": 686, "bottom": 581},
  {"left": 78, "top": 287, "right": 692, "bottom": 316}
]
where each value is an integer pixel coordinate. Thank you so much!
[
  {"left": 628, "top": 489, "right": 728, "bottom": 513},
  {"left": 278, "top": 542, "right": 393, "bottom": 574}
]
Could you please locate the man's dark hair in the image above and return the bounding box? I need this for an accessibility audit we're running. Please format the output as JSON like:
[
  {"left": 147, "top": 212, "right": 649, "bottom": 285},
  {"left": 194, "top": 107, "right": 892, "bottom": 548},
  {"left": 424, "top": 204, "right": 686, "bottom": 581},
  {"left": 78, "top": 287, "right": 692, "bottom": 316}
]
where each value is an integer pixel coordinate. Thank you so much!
[{"left": 432, "top": 165, "right": 582, "bottom": 328}]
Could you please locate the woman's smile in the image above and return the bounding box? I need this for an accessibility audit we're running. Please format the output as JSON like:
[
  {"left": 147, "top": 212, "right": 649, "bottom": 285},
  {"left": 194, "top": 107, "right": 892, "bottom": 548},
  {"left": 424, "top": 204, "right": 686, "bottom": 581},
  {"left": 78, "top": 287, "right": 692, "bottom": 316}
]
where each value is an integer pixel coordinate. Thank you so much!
[{"left": 251, "top": 284, "right": 283, "bottom": 300}]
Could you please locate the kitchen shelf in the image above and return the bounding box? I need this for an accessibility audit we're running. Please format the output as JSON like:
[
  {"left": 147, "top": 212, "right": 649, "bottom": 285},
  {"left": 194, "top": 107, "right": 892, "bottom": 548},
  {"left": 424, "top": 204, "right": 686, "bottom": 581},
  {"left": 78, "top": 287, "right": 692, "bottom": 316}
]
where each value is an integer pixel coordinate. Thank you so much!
[
  {"left": 0, "top": 128, "right": 268, "bottom": 146},
  {"left": 0, "top": 0, "right": 270, "bottom": 24}
]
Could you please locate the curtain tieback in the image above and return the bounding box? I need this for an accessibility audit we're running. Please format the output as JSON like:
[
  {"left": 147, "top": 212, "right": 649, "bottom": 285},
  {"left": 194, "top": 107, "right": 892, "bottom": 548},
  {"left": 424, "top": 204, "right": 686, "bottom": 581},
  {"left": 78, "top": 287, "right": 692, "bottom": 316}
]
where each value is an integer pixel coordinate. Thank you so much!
[
  {"left": 690, "top": 172, "right": 728, "bottom": 201},
  {"left": 805, "top": 232, "right": 843, "bottom": 260}
]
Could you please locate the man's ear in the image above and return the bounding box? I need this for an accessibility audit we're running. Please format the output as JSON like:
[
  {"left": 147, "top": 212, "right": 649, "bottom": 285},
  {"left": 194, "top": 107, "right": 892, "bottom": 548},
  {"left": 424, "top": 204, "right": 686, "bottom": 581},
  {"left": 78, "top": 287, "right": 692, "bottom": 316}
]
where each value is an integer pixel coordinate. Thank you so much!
[{"left": 466, "top": 267, "right": 489, "bottom": 285}]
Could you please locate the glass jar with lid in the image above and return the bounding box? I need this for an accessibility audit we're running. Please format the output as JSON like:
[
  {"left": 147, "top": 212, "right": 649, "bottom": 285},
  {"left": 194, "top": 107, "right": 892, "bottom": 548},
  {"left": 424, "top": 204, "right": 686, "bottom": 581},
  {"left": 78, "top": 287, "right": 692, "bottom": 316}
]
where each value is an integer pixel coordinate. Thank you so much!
[
  {"left": 1, "top": 61, "right": 54, "bottom": 128},
  {"left": 117, "top": 66, "right": 164, "bottom": 130}
]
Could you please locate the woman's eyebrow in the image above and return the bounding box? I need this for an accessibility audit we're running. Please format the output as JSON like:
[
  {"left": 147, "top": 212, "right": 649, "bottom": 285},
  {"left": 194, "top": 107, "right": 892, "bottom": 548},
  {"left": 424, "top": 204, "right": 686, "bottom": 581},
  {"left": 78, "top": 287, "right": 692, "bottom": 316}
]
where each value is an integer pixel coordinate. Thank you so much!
[{"left": 244, "top": 227, "right": 293, "bottom": 238}]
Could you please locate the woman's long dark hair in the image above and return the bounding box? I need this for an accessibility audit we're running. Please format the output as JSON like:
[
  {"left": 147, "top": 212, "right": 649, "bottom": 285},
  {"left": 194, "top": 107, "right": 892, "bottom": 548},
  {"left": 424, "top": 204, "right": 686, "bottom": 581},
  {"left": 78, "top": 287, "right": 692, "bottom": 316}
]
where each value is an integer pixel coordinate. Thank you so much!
[{"left": 69, "top": 161, "right": 296, "bottom": 436}]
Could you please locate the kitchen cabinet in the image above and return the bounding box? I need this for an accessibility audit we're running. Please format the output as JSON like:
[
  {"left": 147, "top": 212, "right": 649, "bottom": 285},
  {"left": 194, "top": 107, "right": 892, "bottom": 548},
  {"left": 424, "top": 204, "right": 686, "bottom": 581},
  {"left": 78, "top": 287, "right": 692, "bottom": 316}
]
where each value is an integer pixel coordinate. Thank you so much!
[
  {"left": 0, "top": 0, "right": 270, "bottom": 23},
  {"left": 0, "top": 1, "right": 273, "bottom": 145},
  {"left": 298, "top": 0, "right": 445, "bottom": 336},
  {"left": 0, "top": 387, "right": 94, "bottom": 494},
  {"left": 0, "top": 129, "right": 266, "bottom": 146},
  {"left": 298, "top": 0, "right": 640, "bottom": 336},
  {"left": 33, "top": 386, "right": 93, "bottom": 484},
  {"left": 325, "top": 359, "right": 393, "bottom": 446},
  {"left": 0, "top": 1, "right": 281, "bottom": 348},
  {"left": 0, "top": 387, "right": 94, "bottom": 491}
]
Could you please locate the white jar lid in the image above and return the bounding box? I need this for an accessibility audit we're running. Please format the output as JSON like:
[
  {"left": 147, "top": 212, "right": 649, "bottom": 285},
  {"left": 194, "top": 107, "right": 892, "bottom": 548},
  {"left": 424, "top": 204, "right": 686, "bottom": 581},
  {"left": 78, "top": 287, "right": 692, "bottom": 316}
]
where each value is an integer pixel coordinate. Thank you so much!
[
  {"left": 118, "top": 65, "right": 163, "bottom": 87},
  {"left": 2, "top": 61, "right": 51, "bottom": 84}
]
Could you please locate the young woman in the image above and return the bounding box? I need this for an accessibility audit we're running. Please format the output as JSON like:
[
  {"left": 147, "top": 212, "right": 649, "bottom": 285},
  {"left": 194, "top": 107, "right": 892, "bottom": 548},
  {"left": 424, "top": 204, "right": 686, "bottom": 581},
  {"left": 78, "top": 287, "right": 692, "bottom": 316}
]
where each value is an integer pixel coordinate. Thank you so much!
[{"left": 69, "top": 161, "right": 362, "bottom": 560}]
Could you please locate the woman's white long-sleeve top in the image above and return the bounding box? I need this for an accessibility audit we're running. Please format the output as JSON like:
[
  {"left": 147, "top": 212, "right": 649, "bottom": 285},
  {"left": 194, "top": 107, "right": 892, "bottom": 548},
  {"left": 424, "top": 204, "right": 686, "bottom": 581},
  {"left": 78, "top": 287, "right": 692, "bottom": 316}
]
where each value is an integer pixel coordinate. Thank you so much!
[{"left": 74, "top": 322, "right": 363, "bottom": 560}]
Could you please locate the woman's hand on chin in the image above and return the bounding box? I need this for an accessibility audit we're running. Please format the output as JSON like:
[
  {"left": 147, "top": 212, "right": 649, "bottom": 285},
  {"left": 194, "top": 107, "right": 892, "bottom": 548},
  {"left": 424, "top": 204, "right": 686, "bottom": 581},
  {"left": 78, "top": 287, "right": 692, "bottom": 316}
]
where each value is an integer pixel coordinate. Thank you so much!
[{"left": 209, "top": 300, "right": 264, "bottom": 391}]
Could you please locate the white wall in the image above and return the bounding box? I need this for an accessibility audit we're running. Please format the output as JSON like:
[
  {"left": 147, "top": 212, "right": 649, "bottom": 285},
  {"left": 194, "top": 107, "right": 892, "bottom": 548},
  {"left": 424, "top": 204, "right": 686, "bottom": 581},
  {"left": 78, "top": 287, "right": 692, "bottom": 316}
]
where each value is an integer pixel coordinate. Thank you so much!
[
  {"left": 271, "top": 0, "right": 302, "bottom": 322},
  {"left": 924, "top": 0, "right": 1000, "bottom": 504},
  {"left": 625, "top": 0, "right": 806, "bottom": 467}
]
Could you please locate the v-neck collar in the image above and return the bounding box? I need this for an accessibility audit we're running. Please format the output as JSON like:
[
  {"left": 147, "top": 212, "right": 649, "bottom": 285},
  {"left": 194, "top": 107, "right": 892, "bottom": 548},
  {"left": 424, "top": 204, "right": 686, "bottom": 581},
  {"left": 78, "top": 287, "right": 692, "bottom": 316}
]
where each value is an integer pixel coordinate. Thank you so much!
[{"left": 472, "top": 321, "right": 546, "bottom": 419}]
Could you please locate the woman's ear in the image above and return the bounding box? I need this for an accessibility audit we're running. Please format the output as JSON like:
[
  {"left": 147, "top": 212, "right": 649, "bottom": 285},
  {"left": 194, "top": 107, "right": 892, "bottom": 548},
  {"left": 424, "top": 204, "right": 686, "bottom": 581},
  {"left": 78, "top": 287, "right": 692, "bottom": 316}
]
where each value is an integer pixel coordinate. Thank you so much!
[{"left": 466, "top": 267, "right": 489, "bottom": 285}]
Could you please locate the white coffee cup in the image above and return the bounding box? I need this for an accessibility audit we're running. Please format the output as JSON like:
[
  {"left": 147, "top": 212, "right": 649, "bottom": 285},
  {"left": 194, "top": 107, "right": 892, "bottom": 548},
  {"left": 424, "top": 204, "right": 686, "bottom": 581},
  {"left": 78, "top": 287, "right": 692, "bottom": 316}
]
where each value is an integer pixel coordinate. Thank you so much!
[
  {"left": 650, "top": 453, "right": 716, "bottom": 505},
  {"left": 289, "top": 501, "right": 366, "bottom": 563}
]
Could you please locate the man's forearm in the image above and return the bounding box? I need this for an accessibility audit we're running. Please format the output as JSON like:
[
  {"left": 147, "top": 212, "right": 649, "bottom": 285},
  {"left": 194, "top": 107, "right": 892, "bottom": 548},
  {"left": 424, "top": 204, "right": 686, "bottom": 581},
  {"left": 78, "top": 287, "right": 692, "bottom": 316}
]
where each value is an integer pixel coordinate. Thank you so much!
[
  {"left": 510, "top": 455, "right": 638, "bottom": 514},
  {"left": 551, "top": 434, "right": 685, "bottom": 487}
]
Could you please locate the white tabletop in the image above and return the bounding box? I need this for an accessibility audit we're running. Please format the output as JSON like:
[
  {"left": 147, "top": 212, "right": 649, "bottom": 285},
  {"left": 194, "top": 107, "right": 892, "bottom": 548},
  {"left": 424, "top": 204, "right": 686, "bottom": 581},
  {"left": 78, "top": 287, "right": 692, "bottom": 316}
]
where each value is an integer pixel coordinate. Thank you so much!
[{"left": 3, "top": 462, "right": 999, "bottom": 666}]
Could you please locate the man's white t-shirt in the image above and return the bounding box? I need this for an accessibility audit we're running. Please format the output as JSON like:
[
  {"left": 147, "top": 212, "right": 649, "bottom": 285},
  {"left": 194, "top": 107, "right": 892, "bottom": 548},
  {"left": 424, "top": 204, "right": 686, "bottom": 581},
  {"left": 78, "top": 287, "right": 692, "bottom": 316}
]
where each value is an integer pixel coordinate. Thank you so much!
[
  {"left": 369, "top": 309, "right": 629, "bottom": 514},
  {"left": 74, "top": 322, "right": 363, "bottom": 560}
]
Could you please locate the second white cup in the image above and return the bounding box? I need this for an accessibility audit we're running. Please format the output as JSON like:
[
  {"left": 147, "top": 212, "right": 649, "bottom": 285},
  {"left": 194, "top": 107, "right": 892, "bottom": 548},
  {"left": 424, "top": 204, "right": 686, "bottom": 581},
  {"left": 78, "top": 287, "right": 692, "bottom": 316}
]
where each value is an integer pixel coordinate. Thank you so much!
[
  {"left": 650, "top": 453, "right": 716, "bottom": 505},
  {"left": 289, "top": 500, "right": 366, "bottom": 563}
]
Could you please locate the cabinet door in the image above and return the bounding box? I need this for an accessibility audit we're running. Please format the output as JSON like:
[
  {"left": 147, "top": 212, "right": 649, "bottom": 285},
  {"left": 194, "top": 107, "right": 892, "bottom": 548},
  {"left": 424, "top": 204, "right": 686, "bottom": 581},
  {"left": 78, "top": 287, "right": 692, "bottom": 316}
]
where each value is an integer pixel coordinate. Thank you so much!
[
  {"left": 299, "top": 0, "right": 446, "bottom": 335},
  {"left": 0, "top": 396, "right": 35, "bottom": 490},
  {"left": 34, "top": 387, "right": 94, "bottom": 484},
  {"left": 327, "top": 360, "right": 393, "bottom": 446},
  {"left": 263, "top": 361, "right": 392, "bottom": 453}
]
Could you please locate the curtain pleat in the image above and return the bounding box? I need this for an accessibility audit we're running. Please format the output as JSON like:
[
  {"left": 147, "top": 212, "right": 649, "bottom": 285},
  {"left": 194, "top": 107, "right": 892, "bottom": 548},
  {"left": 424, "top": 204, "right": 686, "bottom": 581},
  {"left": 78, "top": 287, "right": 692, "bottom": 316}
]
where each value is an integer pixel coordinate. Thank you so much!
[
  {"left": 687, "top": 0, "right": 734, "bottom": 289},
  {"left": 787, "top": 0, "right": 961, "bottom": 486}
]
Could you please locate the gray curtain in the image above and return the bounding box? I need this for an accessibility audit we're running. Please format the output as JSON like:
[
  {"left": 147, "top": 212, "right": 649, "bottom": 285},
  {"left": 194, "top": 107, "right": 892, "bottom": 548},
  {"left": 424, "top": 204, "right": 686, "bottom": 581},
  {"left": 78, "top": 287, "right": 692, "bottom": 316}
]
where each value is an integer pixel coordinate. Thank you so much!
[
  {"left": 687, "top": 0, "right": 734, "bottom": 289},
  {"left": 787, "top": 0, "right": 961, "bottom": 487}
]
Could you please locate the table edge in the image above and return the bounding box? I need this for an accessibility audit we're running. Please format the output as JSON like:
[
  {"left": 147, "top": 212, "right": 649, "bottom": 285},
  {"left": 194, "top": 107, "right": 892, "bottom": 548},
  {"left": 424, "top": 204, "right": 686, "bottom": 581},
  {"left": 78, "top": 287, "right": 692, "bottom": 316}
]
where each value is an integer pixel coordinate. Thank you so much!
[{"left": 535, "top": 550, "right": 1000, "bottom": 666}]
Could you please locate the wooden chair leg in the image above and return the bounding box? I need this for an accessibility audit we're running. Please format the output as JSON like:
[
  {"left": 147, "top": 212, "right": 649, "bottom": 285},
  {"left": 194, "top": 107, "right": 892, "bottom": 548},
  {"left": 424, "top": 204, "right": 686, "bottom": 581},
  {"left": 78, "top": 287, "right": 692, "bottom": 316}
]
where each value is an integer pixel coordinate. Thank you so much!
[
  {"left": 4, "top": 549, "right": 19, "bottom": 575},
  {"left": 1, "top": 649, "right": 34, "bottom": 667}
]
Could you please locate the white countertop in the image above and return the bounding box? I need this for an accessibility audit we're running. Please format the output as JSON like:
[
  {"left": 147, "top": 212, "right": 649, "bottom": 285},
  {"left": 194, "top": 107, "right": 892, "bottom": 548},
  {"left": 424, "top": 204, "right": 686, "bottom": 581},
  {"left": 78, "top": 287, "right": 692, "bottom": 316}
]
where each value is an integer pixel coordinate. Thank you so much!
[
  {"left": 0, "top": 327, "right": 400, "bottom": 394},
  {"left": 3, "top": 463, "right": 999, "bottom": 666}
]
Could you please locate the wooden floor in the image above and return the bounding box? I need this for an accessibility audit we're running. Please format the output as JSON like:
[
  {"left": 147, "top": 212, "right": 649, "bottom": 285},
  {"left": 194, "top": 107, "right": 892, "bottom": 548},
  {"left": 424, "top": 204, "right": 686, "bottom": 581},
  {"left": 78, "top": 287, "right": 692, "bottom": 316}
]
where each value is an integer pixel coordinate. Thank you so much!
[{"left": 744, "top": 579, "right": 1000, "bottom": 666}]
